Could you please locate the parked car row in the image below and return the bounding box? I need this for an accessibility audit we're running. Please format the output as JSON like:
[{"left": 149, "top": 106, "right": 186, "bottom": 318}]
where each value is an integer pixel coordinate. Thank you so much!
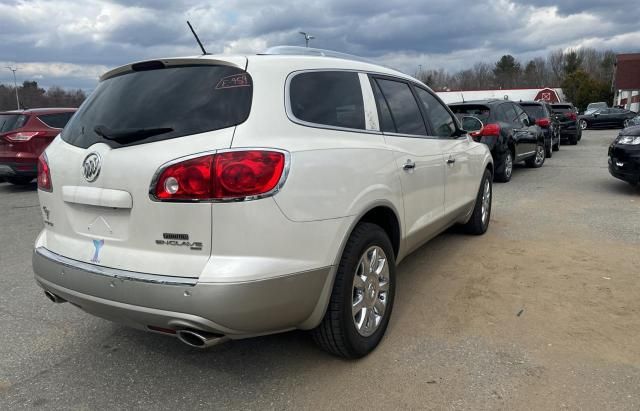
[{"left": 0, "top": 108, "right": 76, "bottom": 185}]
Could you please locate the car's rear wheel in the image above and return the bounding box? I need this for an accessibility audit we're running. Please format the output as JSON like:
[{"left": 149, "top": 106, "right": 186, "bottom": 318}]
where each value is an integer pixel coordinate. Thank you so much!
[
  {"left": 624, "top": 119, "right": 631, "bottom": 128},
  {"left": 569, "top": 135, "right": 578, "bottom": 145},
  {"left": 526, "top": 143, "right": 545, "bottom": 168},
  {"left": 7, "top": 176, "right": 34, "bottom": 186},
  {"left": 495, "top": 150, "right": 513, "bottom": 183},
  {"left": 312, "top": 222, "right": 396, "bottom": 358},
  {"left": 545, "top": 140, "right": 553, "bottom": 158},
  {"left": 463, "top": 169, "right": 492, "bottom": 235}
]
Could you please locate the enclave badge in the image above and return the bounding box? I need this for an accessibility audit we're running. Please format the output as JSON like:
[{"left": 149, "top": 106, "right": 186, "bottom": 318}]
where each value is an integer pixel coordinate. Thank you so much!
[{"left": 82, "top": 152, "right": 102, "bottom": 182}]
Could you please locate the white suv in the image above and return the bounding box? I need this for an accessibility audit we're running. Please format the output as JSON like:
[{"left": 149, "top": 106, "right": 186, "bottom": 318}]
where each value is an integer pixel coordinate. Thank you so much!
[{"left": 33, "top": 47, "right": 493, "bottom": 358}]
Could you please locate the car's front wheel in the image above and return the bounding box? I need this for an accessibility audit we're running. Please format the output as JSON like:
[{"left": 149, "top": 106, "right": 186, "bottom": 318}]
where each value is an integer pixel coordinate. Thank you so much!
[
  {"left": 580, "top": 120, "right": 588, "bottom": 130},
  {"left": 624, "top": 119, "right": 631, "bottom": 128},
  {"left": 313, "top": 222, "right": 396, "bottom": 358}
]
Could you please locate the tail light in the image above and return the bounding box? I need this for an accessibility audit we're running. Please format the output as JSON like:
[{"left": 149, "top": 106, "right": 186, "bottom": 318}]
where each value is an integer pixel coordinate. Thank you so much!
[
  {"left": 5, "top": 131, "right": 43, "bottom": 142},
  {"left": 152, "top": 150, "right": 287, "bottom": 202},
  {"left": 37, "top": 153, "right": 53, "bottom": 192},
  {"left": 535, "top": 118, "right": 550, "bottom": 128},
  {"left": 566, "top": 112, "right": 577, "bottom": 121},
  {"left": 470, "top": 123, "right": 500, "bottom": 141}
]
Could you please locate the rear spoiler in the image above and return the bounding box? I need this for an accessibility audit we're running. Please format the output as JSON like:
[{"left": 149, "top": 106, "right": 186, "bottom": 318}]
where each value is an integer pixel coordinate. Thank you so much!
[{"left": 100, "top": 56, "right": 248, "bottom": 82}]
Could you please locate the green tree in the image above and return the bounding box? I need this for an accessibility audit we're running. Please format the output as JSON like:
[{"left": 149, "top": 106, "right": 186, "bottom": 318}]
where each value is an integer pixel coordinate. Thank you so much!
[
  {"left": 563, "top": 50, "right": 583, "bottom": 76},
  {"left": 561, "top": 69, "right": 612, "bottom": 111},
  {"left": 493, "top": 55, "right": 521, "bottom": 88}
]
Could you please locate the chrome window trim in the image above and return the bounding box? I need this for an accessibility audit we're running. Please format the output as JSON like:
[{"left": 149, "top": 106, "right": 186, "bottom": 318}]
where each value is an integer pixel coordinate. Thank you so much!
[
  {"left": 35, "top": 247, "right": 198, "bottom": 286},
  {"left": 284, "top": 68, "right": 383, "bottom": 135},
  {"left": 148, "top": 147, "right": 291, "bottom": 203}
]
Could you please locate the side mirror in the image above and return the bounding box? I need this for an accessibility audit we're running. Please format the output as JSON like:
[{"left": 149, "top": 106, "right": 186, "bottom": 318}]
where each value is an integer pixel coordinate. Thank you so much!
[{"left": 461, "top": 116, "right": 484, "bottom": 134}]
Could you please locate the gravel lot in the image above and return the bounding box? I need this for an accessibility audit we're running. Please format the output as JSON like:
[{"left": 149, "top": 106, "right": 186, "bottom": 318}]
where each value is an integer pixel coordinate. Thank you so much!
[{"left": 1, "top": 129, "right": 639, "bottom": 410}]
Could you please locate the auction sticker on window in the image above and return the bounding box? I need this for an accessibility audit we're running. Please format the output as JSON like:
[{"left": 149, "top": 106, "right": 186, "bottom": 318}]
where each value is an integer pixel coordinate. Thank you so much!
[{"left": 215, "top": 73, "right": 251, "bottom": 89}]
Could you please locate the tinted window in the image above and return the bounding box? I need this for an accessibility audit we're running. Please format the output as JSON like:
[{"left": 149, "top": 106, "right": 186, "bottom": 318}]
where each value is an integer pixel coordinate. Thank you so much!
[
  {"left": 62, "top": 65, "right": 253, "bottom": 149},
  {"left": 38, "top": 112, "right": 74, "bottom": 129},
  {"left": 500, "top": 104, "right": 518, "bottom": 125},
  {"left": 513, "top": 105, "right": 529, "bottom": 126},
  {"left": 370, "top": 79, "right": 395, "bottom": 133},
  {"left": 414, "top": 88, "right": 456, "bottom": 137},
  {"left": 520, "top": 104, "right": 545, "bottom": 119},
  {"left": 0, "top": 114, "right": 28, "bottom": 132},
  {"left": 551, "top": 105, "right": 573, "bottom": 114},
  {"left": 290, "top": 71, "right": 365, "bottom": 130},
  {"left": 449, "top": 105, "right": 491, "bottom": 124},
  {"left": 375, "top": 79, "right": 427, "bottom": 136}
]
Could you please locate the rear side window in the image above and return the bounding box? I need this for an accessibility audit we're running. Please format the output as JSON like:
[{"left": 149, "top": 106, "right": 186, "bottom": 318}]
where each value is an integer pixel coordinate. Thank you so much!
[
  {"left": 0, "top": 114, "right": 28, "bottom": 132},
  {"left": 375, "top": 79, "right": 427, "bottom": 136},
  {"left": 499, "top": 104, "right": 519, "bottom": 125},
  {"left": 38, "top": 112, "right": 74, "bottom": 129},
  {"left": 289, "top": 71, "right": 365, "bottom": 130},
  {"left": 62, "top": 64, "right": 253, "bottom": 148},
  {"left": 414, "top": 88, "right": 456, "bottom": 138}
]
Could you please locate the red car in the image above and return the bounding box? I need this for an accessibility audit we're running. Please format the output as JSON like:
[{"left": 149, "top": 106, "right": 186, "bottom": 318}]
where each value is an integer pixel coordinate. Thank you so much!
[{"left": 0, "top": 108, "right": 76, "bottom": 185}]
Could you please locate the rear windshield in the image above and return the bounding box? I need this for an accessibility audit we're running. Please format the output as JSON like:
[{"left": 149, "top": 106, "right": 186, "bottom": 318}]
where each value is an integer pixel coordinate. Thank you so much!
[
  {"left": 38, "top": 112, "right": 74, "bottom": 129},
  {"left": 449, "top": 105, "right": 491, "bottom": 124},
  {"left": 0, "top": 114, "right": 28, "bottom": 133},
  {"left": 520, "top": 104, "right": 546, "bottom": 119},
  {"left": 551, "top": 105, "right": 573, "bottom": 113},
  {"left": 62, "top": 64, "right": 252, "bottom": 148}
]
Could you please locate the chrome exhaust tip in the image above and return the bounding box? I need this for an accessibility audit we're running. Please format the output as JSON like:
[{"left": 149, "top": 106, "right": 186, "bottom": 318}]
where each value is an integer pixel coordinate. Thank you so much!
[
  {"left": 176, "top": 329, "right": 229, "bottom": 349},
  {"left": 44, "top": 290, "right": 66, "bottom": 304}
]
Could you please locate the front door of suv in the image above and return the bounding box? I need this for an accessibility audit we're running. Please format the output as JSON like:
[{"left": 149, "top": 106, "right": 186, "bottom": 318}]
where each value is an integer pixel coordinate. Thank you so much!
[
  {"left": 370, "top": 76, "right": 446, "bottom": 252},
  {"left": 413, "top": 86, "right": 477, "bottom": 215}
]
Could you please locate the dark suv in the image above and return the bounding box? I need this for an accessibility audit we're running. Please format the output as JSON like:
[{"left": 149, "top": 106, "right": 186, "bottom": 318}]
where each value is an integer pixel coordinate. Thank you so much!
[
  {"left": 449, "top": 99, "right": 545, "bottom": 182},
  {"left": 0, "top": 108, "right": 76, "bottom": 185},
  {"left": 551, "top": 103, "right": 581, "bottom": 144},
  {"left": 519, "top": 101, "right": 561, "bottom": 157}
]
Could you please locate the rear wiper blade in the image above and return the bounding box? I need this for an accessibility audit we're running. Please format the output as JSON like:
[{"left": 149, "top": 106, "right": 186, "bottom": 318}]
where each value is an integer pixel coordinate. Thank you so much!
[{"left": 94, "top": 125, "right": 174, "bottom": 144}]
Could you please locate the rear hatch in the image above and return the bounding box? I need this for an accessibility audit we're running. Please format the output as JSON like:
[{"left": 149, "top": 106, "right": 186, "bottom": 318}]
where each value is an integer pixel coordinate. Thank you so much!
[
  {"left": 39, "top": 57, "right": 251, "bottom": 278},
  {"left": 551, "top": 105, "right": 577, "bottom": 128}
]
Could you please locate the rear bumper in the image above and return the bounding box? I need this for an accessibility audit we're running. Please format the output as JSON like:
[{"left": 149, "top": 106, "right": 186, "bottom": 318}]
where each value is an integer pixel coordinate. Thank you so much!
[
  {"left": 33, "top": 247, "right": 332, "bottom": 338},
  {"left": 0, "top": 161, "right": 37, "bottom": 177}
]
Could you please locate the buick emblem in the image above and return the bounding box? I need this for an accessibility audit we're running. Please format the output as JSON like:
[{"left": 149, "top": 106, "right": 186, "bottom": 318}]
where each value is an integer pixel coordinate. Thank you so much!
[{"left": 82, "top": 152, "right": 102, "bottom": 182}]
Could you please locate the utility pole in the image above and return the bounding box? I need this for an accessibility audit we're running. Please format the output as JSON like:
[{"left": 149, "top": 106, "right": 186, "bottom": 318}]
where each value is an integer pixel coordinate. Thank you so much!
[
  {"left": 6, "top": 66, "right": 20, "bottom": 109},
  {"left": 299, "top": 32, "right": 315, "bottom": 48}
]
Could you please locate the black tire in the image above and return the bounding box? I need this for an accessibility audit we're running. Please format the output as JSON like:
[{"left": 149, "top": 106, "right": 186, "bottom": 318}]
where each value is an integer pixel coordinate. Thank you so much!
[
  {"left": 569, "top": 135, "right": 578, "bottom": 145},
  {"left": 526, "top": 142, "right": 545, "bottom": 168},
  {"left": 545, "top": 140, "right": 553, "bottom": 158},
  {"left": 463, "top": 169, "right": 492, "bottom": 235},
  {"left": 495, "top": 150, "right": 513, "bottom": 183},
  {"left": 7, "top": 176, "right": 34, "bottom": 186},
  {"left": 312, "top": 222, "right": 396, "bottom": 358}
]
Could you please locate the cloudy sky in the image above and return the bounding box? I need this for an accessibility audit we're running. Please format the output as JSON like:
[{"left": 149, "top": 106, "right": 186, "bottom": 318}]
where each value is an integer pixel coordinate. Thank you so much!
[{"left": 0, "top": 0, "right": 639, "bottom": 90}]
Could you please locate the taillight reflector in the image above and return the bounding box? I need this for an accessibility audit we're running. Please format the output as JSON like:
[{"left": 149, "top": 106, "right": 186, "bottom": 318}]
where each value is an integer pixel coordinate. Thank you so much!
[
  {"left": 37, "top": 153, "right": 53, "bottom": 192},
  {"left": 5, "top": 131, "right": 42, "bottom": 142},
  {"left": 153, "top": 150, "right": 287, "bottom": 201},
  {"left": 481, "top": 123, "right": 501, "bottom": 137},
  {"left": 566, "top": 112, "right": 577, "bottom": 121},
  {"left": 535, "top": 118, "right": 550, "bottom": 128}
]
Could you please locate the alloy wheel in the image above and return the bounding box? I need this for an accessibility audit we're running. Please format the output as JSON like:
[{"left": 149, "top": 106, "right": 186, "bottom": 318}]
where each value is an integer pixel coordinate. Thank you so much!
[
  {"left": 505, "top": 152, "right": 513, "bottom": 178},
  {"left": 535, "top": 145, "right": 545, "bottom": 166},
  {"left": 352, "top": 246, "right": 390, "bottom": 337},
  {"left": 580, "top": 120, "right": 587, "bottom": 130},
  {"left": 481, "top": 179, "right": 491, "bottom": 225}
]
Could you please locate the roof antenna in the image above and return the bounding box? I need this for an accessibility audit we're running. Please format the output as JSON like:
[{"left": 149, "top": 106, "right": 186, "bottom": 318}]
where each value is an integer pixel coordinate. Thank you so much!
[{"left": 187, "top": 21, "right": 209, "bottom": 55}]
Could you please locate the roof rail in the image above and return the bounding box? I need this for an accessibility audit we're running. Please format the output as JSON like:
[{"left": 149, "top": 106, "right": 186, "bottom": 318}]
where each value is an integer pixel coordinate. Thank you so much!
[{"left": 259, "top": 46, "right": 380, "bottom": 66}]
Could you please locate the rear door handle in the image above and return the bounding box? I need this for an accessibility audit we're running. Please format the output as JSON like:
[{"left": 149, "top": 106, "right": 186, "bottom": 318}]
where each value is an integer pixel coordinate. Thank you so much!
[
  {"left": 403, "top": 160, "right": 416, "bottom": 171},
  {"left": 446, "top": 157, "right": 456, "bottom": 165}
]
